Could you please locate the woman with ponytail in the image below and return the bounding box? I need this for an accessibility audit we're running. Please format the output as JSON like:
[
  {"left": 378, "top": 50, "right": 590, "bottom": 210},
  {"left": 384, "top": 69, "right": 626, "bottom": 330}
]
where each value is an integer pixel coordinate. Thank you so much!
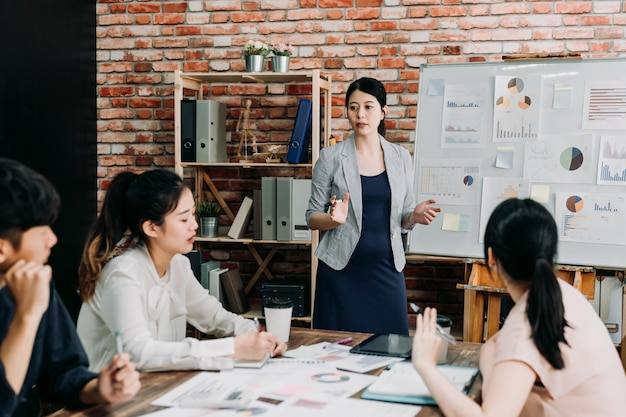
[
  {"left": 411, "top": 198, "right": 626, "bottom": 417},
  {"left": 76, "top": 169, "right": 286, "bottom": 373}
]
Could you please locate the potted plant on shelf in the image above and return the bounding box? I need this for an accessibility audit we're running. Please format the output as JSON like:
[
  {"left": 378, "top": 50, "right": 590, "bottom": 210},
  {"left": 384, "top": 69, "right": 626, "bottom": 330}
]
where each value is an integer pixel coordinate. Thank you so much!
[
  {"left": 243, "top": 39, "right": 270, "bottom": 72},
  {"left": 196, "top": 200, "right": 224, "bottom": 238},
  {"left": 270, "top": 42, "right": 296, "bottom": 73}
]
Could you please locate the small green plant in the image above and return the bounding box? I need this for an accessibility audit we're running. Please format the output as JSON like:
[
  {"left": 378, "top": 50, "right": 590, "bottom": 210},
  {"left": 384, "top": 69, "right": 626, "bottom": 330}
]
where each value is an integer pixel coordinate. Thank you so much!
[{"left": 196, "top": 200, "right": 223, "bottom": 217}]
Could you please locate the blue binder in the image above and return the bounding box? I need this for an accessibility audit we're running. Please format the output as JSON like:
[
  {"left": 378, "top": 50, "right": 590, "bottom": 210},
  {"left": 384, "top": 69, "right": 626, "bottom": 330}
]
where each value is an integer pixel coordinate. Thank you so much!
[{"left": 287, "top": 98, "right": 313, "bottom": 164}]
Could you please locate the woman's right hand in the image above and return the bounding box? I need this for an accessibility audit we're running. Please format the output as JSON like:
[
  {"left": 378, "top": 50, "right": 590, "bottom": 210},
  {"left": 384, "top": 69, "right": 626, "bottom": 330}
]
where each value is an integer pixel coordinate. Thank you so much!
[
  {"left": 329, "top": 192, "right": 350, "bottom": 224},
  {"left": 234, "top": 331, "right": 287, "bottom": 360},
  {"left": 411, "top": 307, "right": 442, "bottom": 372}
]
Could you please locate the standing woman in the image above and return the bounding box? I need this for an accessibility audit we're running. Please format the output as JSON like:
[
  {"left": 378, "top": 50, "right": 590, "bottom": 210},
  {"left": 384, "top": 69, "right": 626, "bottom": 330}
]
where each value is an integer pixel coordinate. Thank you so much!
[
  {"left": 412, "top": 198, "right": 626, "bottom": 417},
  {"left": 306, "top": 77, "right": 441, "bottom": 335},
  {"left": 77, "top": 169, "right": 286, "bottom": 372}
]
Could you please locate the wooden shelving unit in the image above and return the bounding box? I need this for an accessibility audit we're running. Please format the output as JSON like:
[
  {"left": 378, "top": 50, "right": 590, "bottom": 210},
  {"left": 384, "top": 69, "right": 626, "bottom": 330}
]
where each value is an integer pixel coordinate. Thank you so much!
[{"left": 173, "top": 70, "right": 332, "bottom": 325}]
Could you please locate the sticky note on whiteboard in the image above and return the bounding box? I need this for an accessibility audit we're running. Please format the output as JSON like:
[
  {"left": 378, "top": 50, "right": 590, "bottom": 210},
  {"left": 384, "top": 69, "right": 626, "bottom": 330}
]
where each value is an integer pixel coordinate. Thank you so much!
[
  {"left": 442, "top": 213, "right": 470, "bottom": 232},
  {"left": 530, "top": 184, "right": 550, "bottom": 204}
]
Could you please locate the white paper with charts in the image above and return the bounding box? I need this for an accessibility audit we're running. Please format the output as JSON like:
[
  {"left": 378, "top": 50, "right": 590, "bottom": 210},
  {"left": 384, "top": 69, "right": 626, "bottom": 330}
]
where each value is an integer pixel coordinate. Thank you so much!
[{"left": 283, "top": 341, "right": 403, "bottom": 373}]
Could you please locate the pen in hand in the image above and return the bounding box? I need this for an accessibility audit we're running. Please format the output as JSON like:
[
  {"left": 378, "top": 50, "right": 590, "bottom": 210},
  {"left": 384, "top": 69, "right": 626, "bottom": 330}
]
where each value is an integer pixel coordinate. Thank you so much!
[
  {"left": 115, "top": 330, "right": 124, "bottom": 355},
  {"left": 410, "top": 303, "right": 457, "bottom": 345},
  {"left": 253, "top": 317, "right": 262, "bottom": 332}
]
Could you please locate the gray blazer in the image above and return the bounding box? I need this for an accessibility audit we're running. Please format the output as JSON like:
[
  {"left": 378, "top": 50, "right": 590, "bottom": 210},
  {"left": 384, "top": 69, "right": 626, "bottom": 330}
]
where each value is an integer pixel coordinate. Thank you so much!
[{"left": 306, "top": 135, "right": 416, "bottom": 271}]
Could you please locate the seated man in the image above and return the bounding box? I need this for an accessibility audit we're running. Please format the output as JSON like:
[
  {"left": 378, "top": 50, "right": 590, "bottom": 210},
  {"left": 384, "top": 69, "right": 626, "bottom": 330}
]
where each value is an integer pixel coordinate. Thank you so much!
[{"left": 0, "top": 158, "right": 141, "bottom": 417}]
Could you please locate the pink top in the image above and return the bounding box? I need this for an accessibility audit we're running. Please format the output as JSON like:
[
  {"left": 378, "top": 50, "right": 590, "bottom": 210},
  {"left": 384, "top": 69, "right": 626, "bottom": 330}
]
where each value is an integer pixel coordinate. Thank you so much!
[{"left": 492, "top": 279, "right": 626, "bottom": 416}]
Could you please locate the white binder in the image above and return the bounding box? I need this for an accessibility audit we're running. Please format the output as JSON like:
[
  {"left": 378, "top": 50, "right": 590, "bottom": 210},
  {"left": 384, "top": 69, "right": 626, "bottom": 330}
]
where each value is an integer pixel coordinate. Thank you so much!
[
  {"left": 209, "top": 267, "right": 228, "bottom": 304},
  {"left": 261, "top": 177, "right": 277, "bottom": 240},
  {"left": 276, "top": 177, "right": 292, "bottom": 241},
  {"left": 291, "top": 178, "right": 312, "bottom": 241},
  {"left": 196, "top": 100, "right": 227, "bottom": 163}
]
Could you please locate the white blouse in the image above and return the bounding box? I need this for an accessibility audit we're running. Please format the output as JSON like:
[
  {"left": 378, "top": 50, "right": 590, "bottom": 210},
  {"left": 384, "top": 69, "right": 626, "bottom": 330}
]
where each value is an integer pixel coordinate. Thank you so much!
[{"left": 77, "top": 244, "right": 256, "bottom": 372}]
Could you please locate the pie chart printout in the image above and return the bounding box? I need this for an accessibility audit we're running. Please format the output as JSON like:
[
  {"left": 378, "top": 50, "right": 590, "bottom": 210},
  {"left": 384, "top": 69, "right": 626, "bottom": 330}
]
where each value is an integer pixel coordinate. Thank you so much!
[
  {"left": 495, "top": 95, "right": 510, "bottom": 110},
  {"left": 560, "top": 147, "right": 584, "bottom": 171},
  {"left": 566, "top": 195, "right": 584, "bottom": 213},
  {"left": 508, "top": 77, "right": 525, "bottom": 94},
  {"left": 518, "top": 95, "right": 531, "bottom": 110}
]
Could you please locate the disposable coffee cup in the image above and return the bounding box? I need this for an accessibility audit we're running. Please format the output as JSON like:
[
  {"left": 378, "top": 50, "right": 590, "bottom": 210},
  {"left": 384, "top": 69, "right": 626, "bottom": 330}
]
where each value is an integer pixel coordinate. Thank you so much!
[
  {"left": 437, "top": 315, "right": 453, "bottom": 364},
  {"left": 264, "top": 297, "right": 293, "bottom": 342}
]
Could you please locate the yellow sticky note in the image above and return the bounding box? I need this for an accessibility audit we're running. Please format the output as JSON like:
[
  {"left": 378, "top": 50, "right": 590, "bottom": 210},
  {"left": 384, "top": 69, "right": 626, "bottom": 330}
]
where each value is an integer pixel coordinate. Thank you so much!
[
  {"left": 530, "top": 184, "right": 550, "bottom": 204},
  {"left": 442, "top": 213, "right": 461, "bottom": 231}
]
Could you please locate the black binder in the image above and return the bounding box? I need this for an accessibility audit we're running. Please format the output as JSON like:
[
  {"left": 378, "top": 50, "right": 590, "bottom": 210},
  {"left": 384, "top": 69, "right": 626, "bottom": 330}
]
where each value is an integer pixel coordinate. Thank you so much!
[
  {"left": 181, "top": 99, "right": 196, "bottom": 162},
  {"left": 287, "top": 98, "right": 312, "bottom": 164}
]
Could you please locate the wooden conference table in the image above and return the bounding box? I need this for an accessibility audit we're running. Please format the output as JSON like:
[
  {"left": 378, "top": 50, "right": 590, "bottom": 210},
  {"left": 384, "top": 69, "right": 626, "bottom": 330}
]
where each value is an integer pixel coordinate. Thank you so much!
[{"left": 51, "top": 328, "right": 482, "bottom": 417}]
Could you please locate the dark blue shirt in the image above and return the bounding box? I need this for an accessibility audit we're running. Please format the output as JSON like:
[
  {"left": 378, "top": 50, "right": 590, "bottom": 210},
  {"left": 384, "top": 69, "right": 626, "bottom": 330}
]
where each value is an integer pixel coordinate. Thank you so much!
[{"left": 0, "top": 280, "right": 97, "bottom": 417}]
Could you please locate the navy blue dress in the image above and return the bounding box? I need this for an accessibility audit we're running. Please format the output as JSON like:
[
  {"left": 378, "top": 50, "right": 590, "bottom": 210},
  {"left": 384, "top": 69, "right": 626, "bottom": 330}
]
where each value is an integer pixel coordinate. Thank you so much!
[{"left": 313, "top": 172, "right": 409, "bottom": 335}]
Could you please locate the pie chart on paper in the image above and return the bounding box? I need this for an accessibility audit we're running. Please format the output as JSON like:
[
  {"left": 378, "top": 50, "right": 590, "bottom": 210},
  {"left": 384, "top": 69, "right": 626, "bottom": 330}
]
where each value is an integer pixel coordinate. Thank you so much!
[
  {"left": 517, "top": 95, "right": 531, "bottom": 110},
  {"left": 560, "top": 147, "right": 584, "bottom": 171},
  {"left": 566, "top": 195, "right": 584, "bottom": 213},
  {"left": 495, "top": 96, "right": 510, "bottom": 110},
  {"left": 507, "top": 77, "right": 525, "bottom": 94}
]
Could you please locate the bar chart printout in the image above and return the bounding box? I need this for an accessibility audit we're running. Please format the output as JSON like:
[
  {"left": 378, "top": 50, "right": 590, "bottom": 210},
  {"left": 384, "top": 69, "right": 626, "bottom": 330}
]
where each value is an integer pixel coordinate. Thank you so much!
[
  {"left": 582, "top": 82, "right": 626, "bottom": 130},
  {"left": 555, "top": 192, "right": 626, "bottom": 245},
  {"left": 597, "top": 135, "right": 626, "bottom": 185}
]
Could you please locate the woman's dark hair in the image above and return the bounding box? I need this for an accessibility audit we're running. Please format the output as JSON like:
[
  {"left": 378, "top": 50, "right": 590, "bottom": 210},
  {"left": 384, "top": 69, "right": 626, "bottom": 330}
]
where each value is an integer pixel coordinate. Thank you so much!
[
  {"left": 78, "top": 169, "right": 187, "bottom": 301},
  {"left": 345, "top": 77, "right": 387, "bottom": 137},
  {"left": 0, "top": 158, "right": 60, "bottom": 248},
  {"left": 483, "top": 198, "right": 569, "bottom": 369}
]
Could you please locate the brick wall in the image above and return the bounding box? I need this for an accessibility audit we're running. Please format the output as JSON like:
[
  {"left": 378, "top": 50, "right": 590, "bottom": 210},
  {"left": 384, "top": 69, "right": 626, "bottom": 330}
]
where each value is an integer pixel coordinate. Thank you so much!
[{"left": 96, "top": 1, "right": 626, "bottom": 329}]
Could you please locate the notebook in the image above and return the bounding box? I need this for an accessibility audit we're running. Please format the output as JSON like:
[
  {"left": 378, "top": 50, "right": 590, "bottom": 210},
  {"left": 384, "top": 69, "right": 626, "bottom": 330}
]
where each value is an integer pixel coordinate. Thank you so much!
[
  {"left": 233, "top": 353, "right": 270, "bottom": 369},
  {"left": 361, "top": 361, "right": 479, "bottom": 405}
]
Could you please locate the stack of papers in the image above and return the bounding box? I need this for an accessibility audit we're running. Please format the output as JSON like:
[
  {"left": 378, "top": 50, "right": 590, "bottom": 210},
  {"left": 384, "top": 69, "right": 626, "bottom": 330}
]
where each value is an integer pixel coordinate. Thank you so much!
[{"left": 284, "top": 341, "right": 403, "bottom": 373}]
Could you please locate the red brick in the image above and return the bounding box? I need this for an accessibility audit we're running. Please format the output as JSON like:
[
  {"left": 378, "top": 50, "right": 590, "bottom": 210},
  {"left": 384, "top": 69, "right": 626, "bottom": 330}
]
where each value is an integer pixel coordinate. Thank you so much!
[
  {"left": 319, "top": 0, "right": 352, "bottom": 7},
  {"left": 129, "top": 98, "right": 162, "bottom": 108},
  {"left": 154, "top": 14, "right": 185, "bottom": 25},
  {"left": 162, "top": 3, "right": 188, "bottom": 13},
  {"left": 346, "top": 9, "right": 380, "bottom": 20},
  {"left": 555, "top": 1, "right": 592, "bottom": 14},
  {"left": 128, "top": 3, "right": 161, "bottom": 14}
]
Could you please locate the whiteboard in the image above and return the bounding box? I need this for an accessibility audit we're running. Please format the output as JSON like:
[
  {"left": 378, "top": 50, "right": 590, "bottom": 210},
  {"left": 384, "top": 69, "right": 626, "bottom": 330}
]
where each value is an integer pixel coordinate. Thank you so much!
[{"left": 407, "top": 58, "right": 626, "bottom": 269}]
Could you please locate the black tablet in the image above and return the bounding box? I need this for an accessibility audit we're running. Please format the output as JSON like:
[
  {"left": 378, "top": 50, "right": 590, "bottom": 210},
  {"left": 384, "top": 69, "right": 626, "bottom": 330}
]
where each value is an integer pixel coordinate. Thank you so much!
[{"left": 349, "top": 334, "right": 414, "bottom": 358}]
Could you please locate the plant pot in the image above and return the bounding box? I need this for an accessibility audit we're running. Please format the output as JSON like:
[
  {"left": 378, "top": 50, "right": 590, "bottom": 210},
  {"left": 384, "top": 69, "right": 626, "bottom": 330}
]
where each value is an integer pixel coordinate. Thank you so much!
[
  {"left": 199, "top": 216, "right": 219, "bottom": 238},
  {"left": 271, "top": 55, "right": 290, "bottom": 73},
  {"left": 245, "top": 55, "right": 265, "bottom": 72}
]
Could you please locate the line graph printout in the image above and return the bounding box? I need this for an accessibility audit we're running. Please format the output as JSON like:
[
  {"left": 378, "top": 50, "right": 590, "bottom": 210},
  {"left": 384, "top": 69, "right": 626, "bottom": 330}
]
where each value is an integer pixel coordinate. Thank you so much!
[
  {"left": 582, "top": 81, "right": 626, "bottom": 130},
  {"left": 597, "top": 135, "right": 626, "bottom": 185},
  {"left": 478, "top": 177, "right": 529, "bottom": 243},
  {"left": 523, "top": 134, "right": 593, "bottom": 184},
  {"left": 417, "top": 159, "right": 481, "bottom": 205},
  {"left": 441, "top": 83, "right": 488, "bottom": 149},
  {"left": 555, "top": 192, "right": 625, "bottom": 245},
  {"left": 493, "top": 75, "right": 541, "bottom": 142}
]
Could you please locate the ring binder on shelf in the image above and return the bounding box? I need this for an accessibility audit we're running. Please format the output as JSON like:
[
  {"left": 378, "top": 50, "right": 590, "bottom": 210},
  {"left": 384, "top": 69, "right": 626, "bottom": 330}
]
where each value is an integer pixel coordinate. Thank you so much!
[{"left": 287, "top": 98, "right": 312, "bottom": 164}]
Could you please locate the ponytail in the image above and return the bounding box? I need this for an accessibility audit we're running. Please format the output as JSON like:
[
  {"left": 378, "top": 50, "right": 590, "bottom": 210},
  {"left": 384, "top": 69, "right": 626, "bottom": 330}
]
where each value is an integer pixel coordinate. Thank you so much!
[
  {"left": 78, "top": 172, "right": 137, "bottom": 301},
  {"left": 527, "top": 257, "right": 569, "bottom": 369}
]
